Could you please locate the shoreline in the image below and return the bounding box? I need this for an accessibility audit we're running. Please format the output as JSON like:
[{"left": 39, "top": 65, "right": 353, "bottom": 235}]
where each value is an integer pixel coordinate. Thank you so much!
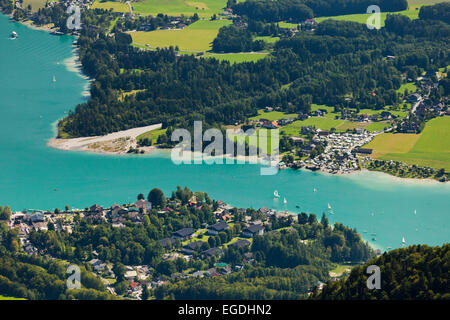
[
  {"left": 48, "top": 123, "right": 163, "bottom": 155},
  {"left": 5, "top": 12, "right": 447, "bottom": 185}
]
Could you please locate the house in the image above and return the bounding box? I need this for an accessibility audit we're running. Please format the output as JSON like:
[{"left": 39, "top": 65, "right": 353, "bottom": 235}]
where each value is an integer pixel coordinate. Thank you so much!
[
  {"left": 258, "top": 207, "right": 269, "bottom": 215},
  {"left": 228, "top": 239, "right": 250, "bottom": 248},
  {"left": 125, "top": 270, "right": 137, "bottom": 281},
  {"left": 263, "top": 120, "right": 278, "bottom": 129},
  {"left": 25, "top": 212, "right": 45, "bottom": 223},
  {"left": 135, "top": 199, "right": 152, "bottom": 214},
  {"left": 32, "top": 221, "right": 48, "bottom": 231},
  {"left": 242, "top": 224, "right": 265, "bottom": 238},
  {"left": 90, "top": 204, "right": 103, "bottom": 213},
  {"left": 318, "top": 130, "right": 330, "bottom": 136},
  {"left": 305, "top": 18, "right": 317, "bottom": 26},
  {"left": 160, "top": 236, "right": 177, "bottom": 249},
  {"left": 182, "top": 241, "right": 205, "bottom": 255},
  {"left": 110, "top": 204, "right": 128, "bottom": 217},
  {"left": 290, "top": 137, "right": 304, "bottom": 145},
  {"left": 202, "top": 247, "right": 223, "bottom": 258},
  {"left": 173, "top": 227, "right": 195, "bottom": 240},
  {"left": 408, "top": 93, "right": 422, "bottom": 103},
  {"left": 207, "top": 221, "right": 228, "bottom": 235},
  {"left": 352, "top": 148, "right": 373, "bottom": 155}
]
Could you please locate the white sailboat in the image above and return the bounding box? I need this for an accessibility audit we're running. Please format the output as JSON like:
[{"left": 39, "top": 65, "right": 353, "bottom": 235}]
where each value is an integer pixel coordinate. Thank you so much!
[
  {"left": 327, "top": 203, "right": 331, "bottom": 209},
  {"left": 52, "top": 75, "right": 56, "bottom": 82},
  {"left": 313, "top": 188, "right": 317, "bottom": 193},
  {"left": 402, "top": 236, "right": 406, "bottom": 245},
  {"left": 283, "top": 197, "right": 287, "bottom": 204},
  {"left": 414, "top": 209, "right": 417, "bottom": 215},
  {"left": 273, "top": 190, "right": 280, "bottom": 198}
]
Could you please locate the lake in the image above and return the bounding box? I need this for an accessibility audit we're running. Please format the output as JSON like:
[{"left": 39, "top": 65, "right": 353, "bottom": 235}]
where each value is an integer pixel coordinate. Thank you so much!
[{"left": 0, "top": 13, "right": 449, "bottom": 251}]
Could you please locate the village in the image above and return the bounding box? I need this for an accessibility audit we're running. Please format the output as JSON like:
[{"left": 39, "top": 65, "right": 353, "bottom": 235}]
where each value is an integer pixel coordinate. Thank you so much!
[{"left": 4, "top": 194, "right": 302, "bottom": 300}]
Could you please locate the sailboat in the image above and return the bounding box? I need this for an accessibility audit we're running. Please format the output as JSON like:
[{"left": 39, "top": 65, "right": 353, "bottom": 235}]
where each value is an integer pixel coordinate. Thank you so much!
[
  {"left": 10, "top": 31, "right": 18, "bottom": 39},
  {"left": 327, "top": 203, "right": 331, "bottom": 210},
  {"left": 402, "top": 237, "right": 406, "bottom": 245},
  {"left": 414, "top": 209, "right": 417, "bottom": 215},
  {"left": 52, "top": 75, "right": 56, "bottom": 82},
  {"left": 313, "top": 188, "right": 317, "bottom": 193},
  {"left": 273, "top": 190, "right": 280, "bottom": 198},
  {"left": 283, "top": 197, "right": 287, "bottom": 205}
]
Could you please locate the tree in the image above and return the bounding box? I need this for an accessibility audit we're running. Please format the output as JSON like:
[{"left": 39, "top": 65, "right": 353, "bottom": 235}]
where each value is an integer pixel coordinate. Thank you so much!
[
  {"left": 141, "top": 285, "right": 150, "bottom": 300},
  {"left": 147, "top": 188, "right": 166, "bottom": 208},
  {"left": 137, "top": 193, "right": 145, "bottom": 200},
  {"left": 0, "top": 206, "right": 11, "bottom": 220},
  {"left": 113, "top": 263, "right": 126, "bottom": 282},
  {"left": 321, "top": 213, "right": 329, "bottom": 228}
]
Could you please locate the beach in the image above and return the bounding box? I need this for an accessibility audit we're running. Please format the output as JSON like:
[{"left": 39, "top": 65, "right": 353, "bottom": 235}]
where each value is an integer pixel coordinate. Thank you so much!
[{"left": 48, "top": 123, "right": 163, "bottom": 154}]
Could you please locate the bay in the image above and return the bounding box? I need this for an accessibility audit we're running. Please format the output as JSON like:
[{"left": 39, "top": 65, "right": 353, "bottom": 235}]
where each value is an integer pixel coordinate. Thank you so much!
[{"left": 0, "top": 13, "right": 449, "bottom": 251}]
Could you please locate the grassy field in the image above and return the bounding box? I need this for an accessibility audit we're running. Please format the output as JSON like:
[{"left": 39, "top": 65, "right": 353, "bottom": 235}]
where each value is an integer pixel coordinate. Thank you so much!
[
  {"left": 91, "top": 1, "right": 130, "bottom": 12},
  {"left": 254, "top": 36, "right": 280, "bottom": 44},
  {"left": 92, "top": 0, "right": 227, "bottom": 17},
  {"left": 203, "top": 52, "right": 269, "bottom": 64},
  {"left": 315, "top": 9, "right": 420, "bottom": 26},
  {"left": 130, "top": 19, "right": 231, "bottom": 52},
  {"left": 0, "top": 295, "right": 26, "bottom": 300},
  {"left": 397, "top": 82, "right": 418, "bottom": 94},
  {"left": 137, "top": 128, "right": 167, "bottom": 144},
  {"left": 22, "top": 0, "right": 46, "bottom": 11},
  {"left": 249, "top": 110, "right": 298, "bottom": 121},
  {"left": 364, "top": 116, "right": 450, "bottom": 170}
]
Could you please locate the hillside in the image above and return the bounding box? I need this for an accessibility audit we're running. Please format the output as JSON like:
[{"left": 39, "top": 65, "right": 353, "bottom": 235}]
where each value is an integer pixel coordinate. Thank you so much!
[{"left": 311, "top": 244, "right": 450, "bottom": 300}]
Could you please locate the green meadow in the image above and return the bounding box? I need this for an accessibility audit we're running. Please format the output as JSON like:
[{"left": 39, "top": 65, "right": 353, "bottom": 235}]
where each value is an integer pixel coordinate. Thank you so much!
[
  {"left": 365, "top": 117, "right": 450, "bottom": 171},
  {"left": 315, "top": 9, "right": 420, "bottom": 26},
  {"left": 92, "top": 0, "right": 227, "bottom": 17},
  {"left": 202, "top": 52, "right": 269, "bottom": 64},
  {"left": 22, "top": 0, "right": 46, "bottom": 11},
  {"left": 130, "top": 19, "right": 231, "bottom": 52},
  {"left": 137, "top": 128, "right": 167, "bottom": 144},
  {"left": 0, "top": 295, "right": 26, "bottom": 300}
]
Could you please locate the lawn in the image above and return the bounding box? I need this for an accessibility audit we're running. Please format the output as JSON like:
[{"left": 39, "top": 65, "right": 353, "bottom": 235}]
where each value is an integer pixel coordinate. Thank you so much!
[
  {"left": 249, "top": 110, "right": 298, "bottom": 121},
  {"left": 254, "top": 36, "right": 280, "bottom": 44},
  {"left": 396, "top": 82, "right": 417, "bottom": 94},
  {"left": 131, "top": 0, "right": 226, "bottom": 17},
  {"left": 137, "top": 128, "right": 167, "bottom": 144},
  {"left": 364, "top": 117, "right": 450, "bottom": 170},
  {"left": 22, "top": 0, "right": 46, "bottom": 11},
  {"left": 91, "top": 1, "right": 130, "bottom": 12},
  {"left": 315, "top": 9, "right": 420, "bottom": 27},
  {"left": 281, "top": 118, "right": 347, "bottom": 135},
  {"left": 202, "top": 52, "right": 268, "bottom": 64},
  {"left": 130, "top": 19, "right": 231, "bottom": 52},
  {"left": 0, "top": 295, "right": 26, "bottom": 300}
]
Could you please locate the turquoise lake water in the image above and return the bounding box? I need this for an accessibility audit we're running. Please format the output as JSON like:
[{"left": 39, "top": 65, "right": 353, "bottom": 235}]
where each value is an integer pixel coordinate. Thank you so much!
[{"left": 0, "top": 14, "right": 449, "bottom": 251}]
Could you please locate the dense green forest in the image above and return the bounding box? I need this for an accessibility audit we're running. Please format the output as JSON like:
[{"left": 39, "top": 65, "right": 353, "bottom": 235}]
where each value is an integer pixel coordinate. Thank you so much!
[
  {"left": 311, "top": 244, "right": 450, "bottom": 300},
  {"left": 230, "top": 0, "right": 408, "bottom": 22},
  {"left": 58, "top": 4, "right": 449, "bottom": 137}
]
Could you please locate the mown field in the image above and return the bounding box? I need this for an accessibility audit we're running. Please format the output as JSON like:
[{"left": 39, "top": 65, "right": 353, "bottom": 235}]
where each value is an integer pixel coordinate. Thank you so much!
[
  {"left": 202, "top": 52, "right": 269, "bottom": 64},
  {"left": 92, "top": 0, "right": 227, "bottom": 17},
  {"left": 315, "top": 9, "right": 420, "bottom": 26},
  {"left": 130, "top": 19, "right": 231, "bottom": 52},
  {"left": 0, "top": 295, "right": 26, "bottom": 300},
  {"left": 364, "top": 116, "right": 450, "bottom": 171},
  {"left": 21, "top": 0, "right": 46, "bottom": 11}
]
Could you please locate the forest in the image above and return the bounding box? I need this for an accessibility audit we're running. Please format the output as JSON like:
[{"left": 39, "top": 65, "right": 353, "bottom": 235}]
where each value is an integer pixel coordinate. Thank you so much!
[
  {"left": 311, "top": 244, "right": 450, "bottom": 300},
  {"left": 230, "top": 0, "right": 408, "bottom": 21},
  {"left": 57, "top": 4, "right": 449, "bottom": 137},
  {"left": 0, "top": 221, "right": 115, "bottom": 300}
]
